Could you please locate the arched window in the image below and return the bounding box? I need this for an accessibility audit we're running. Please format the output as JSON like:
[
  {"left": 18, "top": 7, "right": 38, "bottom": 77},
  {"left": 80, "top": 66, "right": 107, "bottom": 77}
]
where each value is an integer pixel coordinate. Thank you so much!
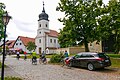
[
  {"left": 39, "top": 39, "right": 41, "bottom": 43},
  {"left": 40, "top": 24, "right": 41, "bottom": 27},
  {"left": 46, "top": 24, "right": 47, "bottom": 27}
]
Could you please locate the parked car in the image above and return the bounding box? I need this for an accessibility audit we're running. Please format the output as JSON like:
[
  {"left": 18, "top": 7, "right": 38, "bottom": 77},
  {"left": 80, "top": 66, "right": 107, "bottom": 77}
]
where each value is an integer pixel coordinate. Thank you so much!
[{"left": 65, "top": 52, "right": 111, "bottom": 71}]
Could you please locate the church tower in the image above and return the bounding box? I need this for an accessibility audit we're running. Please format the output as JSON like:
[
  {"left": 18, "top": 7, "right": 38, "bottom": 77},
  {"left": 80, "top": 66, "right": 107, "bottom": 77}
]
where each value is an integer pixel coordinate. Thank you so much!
[{"left": 35, "top": 2, "right": 50, "bottom": 54}]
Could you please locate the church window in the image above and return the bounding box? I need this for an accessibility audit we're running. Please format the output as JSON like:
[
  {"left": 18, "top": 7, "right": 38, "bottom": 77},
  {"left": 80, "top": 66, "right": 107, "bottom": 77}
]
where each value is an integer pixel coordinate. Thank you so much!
[
  {"left": 46, "top": 24, "right": 47, "bottom": 27},
  {"left": 40, "top": 24, "right": 41, "bottom": 27},
  {"left": 39, "top": 39, "right": 41, "bottom": 43},
  {"left": 50, "top": 39, "right": 52, "bottom": 43},
  {"left": 54, "top": 39, "right": 56, "bottom": 43},
  {"left": 39, "top": 32, "right": 41, "bottom": 34}
]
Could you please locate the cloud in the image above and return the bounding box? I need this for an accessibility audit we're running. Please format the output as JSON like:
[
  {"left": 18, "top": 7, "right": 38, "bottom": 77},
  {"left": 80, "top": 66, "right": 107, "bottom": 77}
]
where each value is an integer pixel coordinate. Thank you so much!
[{"left": 13, "top": 18, "right": 36, "bottom": 32}]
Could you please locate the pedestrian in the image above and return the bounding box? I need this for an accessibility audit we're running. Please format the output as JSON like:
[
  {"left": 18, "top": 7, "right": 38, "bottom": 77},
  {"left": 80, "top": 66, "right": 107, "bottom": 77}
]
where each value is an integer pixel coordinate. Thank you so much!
[
  {"left": 62, "top": 50, "right": 69, "bottom": 67},
  {"left": 24, "top": 51, "right": 27, "bottom": 60},
  {"left": 64, "top": 50, "right": 69, "bottom": 58},
  {"left": 31, "top": 50, "right": 37, "bottom": 65},
  {"left": 16, "top": 50, "right": 20, "bottom": 60},
  {"left": 41, "top": 51, "right": 46, "bottom": 57}
]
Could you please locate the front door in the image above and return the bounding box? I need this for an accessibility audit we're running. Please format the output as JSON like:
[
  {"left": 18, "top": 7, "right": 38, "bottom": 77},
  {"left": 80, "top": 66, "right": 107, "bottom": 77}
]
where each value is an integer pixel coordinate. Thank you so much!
[{"left": 39, "top": 48, "right": 41, "bottom": 54}]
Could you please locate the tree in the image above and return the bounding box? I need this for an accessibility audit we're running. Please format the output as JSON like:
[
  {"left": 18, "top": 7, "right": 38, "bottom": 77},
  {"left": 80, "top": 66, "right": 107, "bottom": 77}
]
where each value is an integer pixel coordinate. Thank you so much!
[
  {"left": 0, "top": 3, "right": 5, "bottom": 41},
  {"left": 26, "top": 41, "right": 36, "bottom": 53},
  {"left": 57, "top": 0, "right": 104, "bottom": 51},
  {"left": 97, "top": 0, "right": 120, "bottom": 54}
]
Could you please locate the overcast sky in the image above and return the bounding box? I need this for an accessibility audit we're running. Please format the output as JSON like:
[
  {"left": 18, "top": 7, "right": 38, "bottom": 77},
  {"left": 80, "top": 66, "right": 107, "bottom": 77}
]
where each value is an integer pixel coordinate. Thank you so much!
[{"left": 0, "top": 0, "right": 109, "bottom": 40}]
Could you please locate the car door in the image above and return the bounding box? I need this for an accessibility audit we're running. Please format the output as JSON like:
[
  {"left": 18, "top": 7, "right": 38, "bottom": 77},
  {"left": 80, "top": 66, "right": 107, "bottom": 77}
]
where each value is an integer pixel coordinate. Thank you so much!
[
  {"left": 72, "top": 54, "right": 81, "bottom": 67},
  {"left": 79, "top": 54, "right": 90, "bottom": 67}
]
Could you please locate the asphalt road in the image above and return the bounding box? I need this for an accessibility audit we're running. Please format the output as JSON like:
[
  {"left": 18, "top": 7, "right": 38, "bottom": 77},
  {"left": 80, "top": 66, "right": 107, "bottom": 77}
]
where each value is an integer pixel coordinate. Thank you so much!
[{"left": 1, "top": 55, "right": 120, "bottom": 80}]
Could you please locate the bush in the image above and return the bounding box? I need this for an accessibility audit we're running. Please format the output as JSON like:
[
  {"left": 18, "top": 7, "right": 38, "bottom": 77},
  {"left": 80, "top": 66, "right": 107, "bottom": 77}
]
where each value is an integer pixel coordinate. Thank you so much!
[{"left": 49, "top": 54, "right": 62, "bottom": 63}]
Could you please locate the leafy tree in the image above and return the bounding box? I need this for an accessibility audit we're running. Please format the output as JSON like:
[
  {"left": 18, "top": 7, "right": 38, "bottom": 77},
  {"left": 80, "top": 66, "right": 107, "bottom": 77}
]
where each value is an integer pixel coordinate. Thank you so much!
[
  {"left": 97, "top": 0, "right": 120, "bottom": 54},
  {"left": 26, "top": 41, "right": 36, "bottom": 53},
  {"left": 0, "top": 3, "right": 5, "bottom": 41},
  {"left": 57, "top": 0, "right": 104, "bottom": 51}
]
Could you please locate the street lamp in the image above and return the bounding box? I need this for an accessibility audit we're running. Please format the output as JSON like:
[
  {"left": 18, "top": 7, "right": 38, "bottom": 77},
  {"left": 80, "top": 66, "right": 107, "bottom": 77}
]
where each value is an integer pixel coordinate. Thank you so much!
[{"left": 1, "top": 11, "right": 11, "bottom": 80}]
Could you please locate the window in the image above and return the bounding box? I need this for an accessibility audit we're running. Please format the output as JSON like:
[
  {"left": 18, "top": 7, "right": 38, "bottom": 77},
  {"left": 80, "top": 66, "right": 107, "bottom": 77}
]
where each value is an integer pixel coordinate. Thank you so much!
[
  {"left": 39, "top": 32, "right": 41, "bottom": 34},
  {"left": 20, "top": 43, "right": 22, "bottom": 45},
  {"left": 46, "top": 24, "right": 47, "bottom": 27},
  {"left": 54, "top": 39, "right": 56, "bottom": 43},
  {"left": 39, "top": 39, "right": 41, "bottom": 43},
  {"left": 40, "top": 24, "right": 41, "bottom": 27},
  {"left": 16, "top": 43, "right": 18, "bottom": 45},
  {"left": 50, "top": 39, "right": 52, "bottom": 43}
]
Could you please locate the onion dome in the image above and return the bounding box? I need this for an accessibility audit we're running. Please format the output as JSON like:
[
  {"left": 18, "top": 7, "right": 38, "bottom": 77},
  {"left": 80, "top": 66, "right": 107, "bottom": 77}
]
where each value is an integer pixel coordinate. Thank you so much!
[{"left": 38, "top": 2, "right": 49, "bottom": 21}]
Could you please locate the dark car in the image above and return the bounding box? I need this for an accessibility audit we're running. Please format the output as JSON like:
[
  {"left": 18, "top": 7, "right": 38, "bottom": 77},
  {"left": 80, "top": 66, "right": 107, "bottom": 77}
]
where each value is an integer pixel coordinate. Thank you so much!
[{"left": 66, "top": 52, "right": 111, "bottom": 71}]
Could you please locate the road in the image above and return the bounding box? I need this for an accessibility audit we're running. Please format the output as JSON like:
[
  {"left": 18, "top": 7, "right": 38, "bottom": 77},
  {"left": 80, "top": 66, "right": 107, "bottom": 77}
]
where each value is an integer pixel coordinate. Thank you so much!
[{"left": 2, "top": 55, "right": 120, "bottom": 80}]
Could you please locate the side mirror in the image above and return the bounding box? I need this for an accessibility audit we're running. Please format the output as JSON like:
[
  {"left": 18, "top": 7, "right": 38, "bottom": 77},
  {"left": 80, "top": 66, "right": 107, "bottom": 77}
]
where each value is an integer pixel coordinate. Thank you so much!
[{"left": 72, "top": 56, "right": 76, "bottom": 59}]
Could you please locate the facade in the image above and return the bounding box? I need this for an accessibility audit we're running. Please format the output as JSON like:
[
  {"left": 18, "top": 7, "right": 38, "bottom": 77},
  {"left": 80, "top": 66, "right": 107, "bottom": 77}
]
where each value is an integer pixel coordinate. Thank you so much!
[
  {"left": 35, "top": 3, "right": 60, "bottom": 54},
  {"left": 14, "top": 36, "right": 35, "bottom": 53}
]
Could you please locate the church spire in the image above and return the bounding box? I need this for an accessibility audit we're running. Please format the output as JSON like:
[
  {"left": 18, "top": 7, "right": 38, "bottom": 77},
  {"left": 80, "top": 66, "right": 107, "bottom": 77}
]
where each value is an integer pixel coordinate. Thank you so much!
[
  {"left": 42, "top": 1, "right": 45, "bottom": 13},
  {"left": 38, "top": 1, "right": 49, "bottom": 21}
]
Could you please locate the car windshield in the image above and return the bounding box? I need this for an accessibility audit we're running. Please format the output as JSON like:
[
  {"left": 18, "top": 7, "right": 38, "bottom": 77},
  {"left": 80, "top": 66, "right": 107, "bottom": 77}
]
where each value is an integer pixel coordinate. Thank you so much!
[{"left": 97, "top": 53, "right": 108, "bottom": 59}]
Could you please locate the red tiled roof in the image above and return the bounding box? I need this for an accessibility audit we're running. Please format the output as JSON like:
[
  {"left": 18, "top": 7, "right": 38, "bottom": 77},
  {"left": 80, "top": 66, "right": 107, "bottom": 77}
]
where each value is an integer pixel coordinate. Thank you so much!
[
  {"left": 45, "top": 30, "right": 59, "bottom": 37},
  {"left": 7, "top": 40, "right": 16, "bottom": 48},
  {"left": 18, "top": 36, "right": 35, "bottom": 46}
]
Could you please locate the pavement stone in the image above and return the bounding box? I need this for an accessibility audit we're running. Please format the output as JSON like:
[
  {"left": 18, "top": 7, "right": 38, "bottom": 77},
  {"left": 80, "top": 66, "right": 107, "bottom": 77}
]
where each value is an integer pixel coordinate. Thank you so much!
[{"left": 0, "top": 55, "right": 120, "bottom": 80}]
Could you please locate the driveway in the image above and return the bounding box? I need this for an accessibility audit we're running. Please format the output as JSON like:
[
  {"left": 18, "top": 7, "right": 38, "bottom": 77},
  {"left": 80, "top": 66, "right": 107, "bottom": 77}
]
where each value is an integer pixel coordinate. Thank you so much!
[{"left": 2, "top": 55, "right": 120, "bottom": 80}]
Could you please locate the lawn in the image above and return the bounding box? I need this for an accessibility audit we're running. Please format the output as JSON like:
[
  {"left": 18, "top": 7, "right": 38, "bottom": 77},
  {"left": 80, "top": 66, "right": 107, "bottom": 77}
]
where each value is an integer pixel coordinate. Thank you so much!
[
  {"left": 110, "top": 58, "right": 120, "bottom": 68},
  {"left": 0, "top": 76, "right": 22, "bottom": 80}
]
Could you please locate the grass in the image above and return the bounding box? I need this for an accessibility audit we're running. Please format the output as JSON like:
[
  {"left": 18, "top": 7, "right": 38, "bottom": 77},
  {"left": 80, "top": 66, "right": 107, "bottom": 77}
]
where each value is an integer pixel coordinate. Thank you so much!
[
  {"left": 107, "top": 54, "right": 120, "bottom": 58},
  {"left": 0, "top": 76, "right": 22, "bottom": 80},
  {"left": 19, "top": 54, "right": 54, "bottom": 59},
  {"left": 14, "top": 53, "right": 120, "bottom": 68},
  {"left": 110, "top": 58, "right": 120, "bottom": 68}
]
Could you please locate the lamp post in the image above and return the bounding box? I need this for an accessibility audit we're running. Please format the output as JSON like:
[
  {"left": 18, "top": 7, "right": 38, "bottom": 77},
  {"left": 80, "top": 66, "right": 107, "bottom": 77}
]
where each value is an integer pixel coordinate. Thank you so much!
[{"left": 1, "top": 11, "right": 11, "bottom": 80}]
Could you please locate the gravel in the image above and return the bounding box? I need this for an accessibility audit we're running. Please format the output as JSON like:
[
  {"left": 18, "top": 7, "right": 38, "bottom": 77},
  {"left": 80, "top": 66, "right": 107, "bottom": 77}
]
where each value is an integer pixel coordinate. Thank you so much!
[{"left": 2, "top": 55, "right": 120, "bottom": 80}]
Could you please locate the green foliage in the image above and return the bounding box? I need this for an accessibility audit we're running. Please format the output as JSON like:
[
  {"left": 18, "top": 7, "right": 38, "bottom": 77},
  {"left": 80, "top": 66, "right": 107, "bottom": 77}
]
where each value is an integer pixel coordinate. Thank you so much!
[
  {"left": 49, "top": 54, "right": 62, "bottom": 63},
  {"left": 97, "top": 0, "right": 120, "bottom": 54},
  {"left": 26, "top": 41, "right": 36, "bottom": 52},
  {"left": 0, "top": 3, "right": 5, "bottom": 41},
  {"left": 57, "top": 0, "right": 104, "bottom": 51}
]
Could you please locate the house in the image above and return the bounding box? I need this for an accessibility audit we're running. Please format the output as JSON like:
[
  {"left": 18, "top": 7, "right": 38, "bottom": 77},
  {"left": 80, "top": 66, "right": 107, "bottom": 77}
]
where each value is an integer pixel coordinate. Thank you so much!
[
  {"left": 35, "top": 3, "right": 60, "bottom": 54},
  {"left": 6, "top": 40, "right": 15, "bottom": 50},
  {"left": 14, "top": 36, "right": 35, "bottom": 53}
]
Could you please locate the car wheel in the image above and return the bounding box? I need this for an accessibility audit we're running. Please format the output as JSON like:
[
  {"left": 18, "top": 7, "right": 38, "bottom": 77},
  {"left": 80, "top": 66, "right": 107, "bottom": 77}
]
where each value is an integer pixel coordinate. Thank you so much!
[
  {"left": 87, "top": 63, "right": 95, "bottom": 71},
  {"left": 68, "top": 61, "right": 73, "bottom": 67}
]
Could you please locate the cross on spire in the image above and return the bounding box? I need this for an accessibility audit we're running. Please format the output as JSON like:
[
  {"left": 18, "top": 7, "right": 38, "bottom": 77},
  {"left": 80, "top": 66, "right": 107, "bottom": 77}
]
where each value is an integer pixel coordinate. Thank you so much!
[{"left": 42, "top": 1, "right": 45, "bottom": 12}]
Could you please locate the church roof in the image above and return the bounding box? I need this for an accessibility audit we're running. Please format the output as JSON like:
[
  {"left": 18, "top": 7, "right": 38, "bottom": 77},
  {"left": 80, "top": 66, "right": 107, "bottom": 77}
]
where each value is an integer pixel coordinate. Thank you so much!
[
  {"left": 38, "top": 2, "right": 49, "bottom": 21},
  {"left": 45, "top": 30, "right": 59, "bottom": 38}
]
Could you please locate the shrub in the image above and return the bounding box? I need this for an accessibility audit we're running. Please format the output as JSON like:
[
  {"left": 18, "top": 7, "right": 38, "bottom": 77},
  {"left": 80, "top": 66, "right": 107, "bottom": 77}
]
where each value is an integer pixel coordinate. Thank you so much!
[{"left": 49, "top": 54, "right": 62, "bottom": 63}]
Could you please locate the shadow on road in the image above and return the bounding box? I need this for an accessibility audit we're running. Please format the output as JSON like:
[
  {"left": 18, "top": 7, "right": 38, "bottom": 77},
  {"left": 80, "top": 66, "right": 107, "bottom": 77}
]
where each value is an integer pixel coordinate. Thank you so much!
[{"left": 96, "top": 67, "right": 120, "bottom": 74}]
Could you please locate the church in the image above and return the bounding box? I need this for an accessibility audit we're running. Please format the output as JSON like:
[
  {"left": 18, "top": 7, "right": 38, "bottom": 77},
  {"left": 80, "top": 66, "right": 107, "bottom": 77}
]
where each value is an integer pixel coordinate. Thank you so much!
[{"left": 35, "top": 3, "right": 60, "bottom": 54}]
